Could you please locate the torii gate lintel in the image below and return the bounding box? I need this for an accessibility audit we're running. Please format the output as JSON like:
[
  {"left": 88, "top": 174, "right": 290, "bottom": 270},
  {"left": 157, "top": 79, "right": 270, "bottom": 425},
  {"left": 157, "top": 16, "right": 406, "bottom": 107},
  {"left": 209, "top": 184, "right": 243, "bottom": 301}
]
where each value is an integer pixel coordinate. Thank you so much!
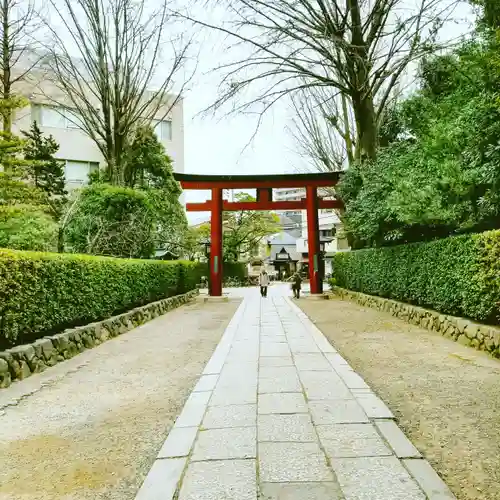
[{"left": 174, "top": 173, "right": 342, "bottom": 297}]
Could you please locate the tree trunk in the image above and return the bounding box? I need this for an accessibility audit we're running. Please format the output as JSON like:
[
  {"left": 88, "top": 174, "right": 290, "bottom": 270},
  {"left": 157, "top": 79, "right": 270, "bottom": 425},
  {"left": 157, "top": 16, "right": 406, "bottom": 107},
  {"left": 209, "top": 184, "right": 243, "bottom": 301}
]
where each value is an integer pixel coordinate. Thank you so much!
[
  {"left": 2, "top": 0, "right": 11, "bottom": 135},
  {"left": 352, "top": 91, "right": 378, "bottom": 161},
  {"left": 57, "top": 226, "right": 64, "bottom": 253}
]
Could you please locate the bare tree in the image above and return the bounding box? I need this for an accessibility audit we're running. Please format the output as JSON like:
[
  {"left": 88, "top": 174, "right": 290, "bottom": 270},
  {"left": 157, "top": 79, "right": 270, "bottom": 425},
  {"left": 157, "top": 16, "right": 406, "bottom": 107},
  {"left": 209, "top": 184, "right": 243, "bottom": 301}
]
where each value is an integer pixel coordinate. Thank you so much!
[
  {"left": 44, "top": 0, "right": 191, "bottom": 185},
  {"left": 290, "top": 86, "right": 355, "bottom": 174},
  {"left": 186, "top": 0, "right": 460, "bottom": 161},
  {"left": 0, "top": 0, "right": 42, "bottom": 133}
]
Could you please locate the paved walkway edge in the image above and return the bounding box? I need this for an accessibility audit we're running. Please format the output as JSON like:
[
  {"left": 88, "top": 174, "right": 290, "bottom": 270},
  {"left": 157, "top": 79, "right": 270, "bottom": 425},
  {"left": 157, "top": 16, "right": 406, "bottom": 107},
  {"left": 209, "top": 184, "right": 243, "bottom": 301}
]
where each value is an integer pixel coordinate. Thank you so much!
[{"left": 135, "top": 293, "right": 456, "bottom": 500}]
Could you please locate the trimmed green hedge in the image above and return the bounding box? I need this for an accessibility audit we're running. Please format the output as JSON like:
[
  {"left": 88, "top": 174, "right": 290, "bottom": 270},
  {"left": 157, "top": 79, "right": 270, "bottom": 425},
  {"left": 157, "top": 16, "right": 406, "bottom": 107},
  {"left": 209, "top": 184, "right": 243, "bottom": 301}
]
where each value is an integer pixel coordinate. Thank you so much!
[
  {"left": 0, "top": 249, "right": 202, "bottom": 347},
  {"left": 333, "top": 230, "right": 500, "bottom": 325},
  {"left": 223, "top": 261, "right": 247, "bottom": 280}
]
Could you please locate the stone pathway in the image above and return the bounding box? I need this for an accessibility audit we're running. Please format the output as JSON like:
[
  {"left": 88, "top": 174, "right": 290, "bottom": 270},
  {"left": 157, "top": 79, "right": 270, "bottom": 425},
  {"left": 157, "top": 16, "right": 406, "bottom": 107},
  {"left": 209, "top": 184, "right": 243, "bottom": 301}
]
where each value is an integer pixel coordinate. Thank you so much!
[{"left": 135, "top": 287, "right": 455, "bottom": 499}]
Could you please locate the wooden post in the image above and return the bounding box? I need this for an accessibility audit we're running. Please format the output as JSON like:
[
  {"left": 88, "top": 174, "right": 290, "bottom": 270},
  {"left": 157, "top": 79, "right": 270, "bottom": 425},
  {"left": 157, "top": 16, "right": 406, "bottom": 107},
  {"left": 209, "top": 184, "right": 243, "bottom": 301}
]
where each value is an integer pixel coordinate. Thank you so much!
[
  {"left": 210, "top": 188, "right": 223, "bottom": 296},
  {"left": 306, "top": 186, "right": 322, "bottom": 294}
]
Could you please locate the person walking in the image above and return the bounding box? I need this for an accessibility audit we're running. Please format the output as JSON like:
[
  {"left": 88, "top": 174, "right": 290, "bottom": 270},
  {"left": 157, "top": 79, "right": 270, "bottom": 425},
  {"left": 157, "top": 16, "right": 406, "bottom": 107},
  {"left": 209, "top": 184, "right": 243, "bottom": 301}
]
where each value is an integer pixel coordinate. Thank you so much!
[
  {"left": 259, "top": 269, "right": 269, "bottom": 298},
  {"left": 291, "top": 272, "right": 302, "bottom": 299}
]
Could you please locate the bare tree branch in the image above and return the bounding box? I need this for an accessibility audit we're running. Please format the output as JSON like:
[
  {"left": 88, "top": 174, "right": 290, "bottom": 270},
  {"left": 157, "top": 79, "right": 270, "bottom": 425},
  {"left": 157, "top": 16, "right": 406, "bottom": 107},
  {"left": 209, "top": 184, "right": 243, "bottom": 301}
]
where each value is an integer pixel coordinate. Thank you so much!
[
  {"left": 0, "top": 0, "right": 43, "bottom": 132},
  {"left": 182, "top": 0, "right": 464, "bottom": 160},
  {"left": 42, "top": 0, "right": 193, "bottom": 184}
]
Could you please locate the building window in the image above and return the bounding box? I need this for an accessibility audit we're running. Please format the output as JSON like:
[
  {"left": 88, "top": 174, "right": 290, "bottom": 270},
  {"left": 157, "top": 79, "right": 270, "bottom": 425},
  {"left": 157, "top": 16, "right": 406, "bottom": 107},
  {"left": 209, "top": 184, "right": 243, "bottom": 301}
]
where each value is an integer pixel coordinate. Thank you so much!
[
  {"left": 40, "top": 105, "right": 83, "bottom": 130},
  {"left": 153, "top": 119, "right": 172, "bottom": 141},
  {"left": 64, "top": 160, "right": 99, "bottom": 188}
]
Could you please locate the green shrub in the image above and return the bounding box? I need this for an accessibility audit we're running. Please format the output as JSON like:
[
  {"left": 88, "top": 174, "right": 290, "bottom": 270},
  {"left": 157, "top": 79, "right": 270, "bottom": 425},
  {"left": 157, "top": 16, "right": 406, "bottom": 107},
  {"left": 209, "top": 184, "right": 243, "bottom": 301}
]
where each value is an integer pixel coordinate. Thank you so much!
[
  {"left": 199, "top": 261, "right": 248, "bottom": 281},
  {"left": 0, "top": 206, "right": 57, "bottom": 252},
  {"left": 333, "top": 230, "right": 500, "bottom": 324},
  {"left": 0, "top": 249, "right": 202, "bottom": 347},
  {"left": 223, "top": 261, "right": 247, "bottom": 280}
]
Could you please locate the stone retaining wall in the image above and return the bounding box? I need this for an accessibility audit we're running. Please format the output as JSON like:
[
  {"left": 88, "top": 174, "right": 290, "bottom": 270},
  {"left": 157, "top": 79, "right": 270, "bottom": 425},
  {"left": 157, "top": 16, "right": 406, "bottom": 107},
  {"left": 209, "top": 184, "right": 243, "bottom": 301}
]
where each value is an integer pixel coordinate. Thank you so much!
[
  {"left": 331, "top": 287, "right": 500, "bottom": 358},
  {"left": 0, "top": 289, "right": 199, "bottom": 389}
]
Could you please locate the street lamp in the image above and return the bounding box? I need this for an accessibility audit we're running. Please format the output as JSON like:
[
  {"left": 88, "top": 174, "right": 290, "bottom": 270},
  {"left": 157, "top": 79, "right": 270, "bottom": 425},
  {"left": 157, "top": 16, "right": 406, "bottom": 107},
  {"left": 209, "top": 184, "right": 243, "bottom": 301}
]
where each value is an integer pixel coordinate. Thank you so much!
[{"left": 201, "top": 238, "right": 211, "bottom": 259}]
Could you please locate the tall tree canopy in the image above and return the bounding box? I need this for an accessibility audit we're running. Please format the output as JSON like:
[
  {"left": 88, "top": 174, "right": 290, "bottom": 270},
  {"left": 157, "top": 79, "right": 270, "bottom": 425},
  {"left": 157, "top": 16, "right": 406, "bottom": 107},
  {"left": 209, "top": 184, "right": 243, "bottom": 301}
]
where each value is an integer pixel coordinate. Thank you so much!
[
  {"left": 188, "top": 0, "right": 457, "bottom": 161},
  {"left": 339, "top": 14, "right": 500, "bottom": 248}
]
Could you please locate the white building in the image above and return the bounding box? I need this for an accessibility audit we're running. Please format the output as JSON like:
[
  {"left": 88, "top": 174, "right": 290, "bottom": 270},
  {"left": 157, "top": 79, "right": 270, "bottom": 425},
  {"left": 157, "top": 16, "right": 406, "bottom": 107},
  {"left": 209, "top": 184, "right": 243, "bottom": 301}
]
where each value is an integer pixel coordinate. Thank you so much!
[
  {"left": 11, "top": 63, "right": 184, "bottom": 190},
  {"left": 296, "top": 210, "right": 349, "bottom": 275}
]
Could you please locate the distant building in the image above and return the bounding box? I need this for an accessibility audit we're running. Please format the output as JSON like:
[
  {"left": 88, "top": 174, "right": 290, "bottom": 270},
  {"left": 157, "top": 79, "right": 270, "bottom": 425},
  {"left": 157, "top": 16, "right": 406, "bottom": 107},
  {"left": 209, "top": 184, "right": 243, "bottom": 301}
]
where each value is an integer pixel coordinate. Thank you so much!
[
  {"left": 296, "top": 210, "right": 349, "bottom": 275},
  {"left": 264, "top": 232, "right": 301, "bottom": 279},
  {"left": 10, "top": 56, "right": 185, "bottom": 191}
]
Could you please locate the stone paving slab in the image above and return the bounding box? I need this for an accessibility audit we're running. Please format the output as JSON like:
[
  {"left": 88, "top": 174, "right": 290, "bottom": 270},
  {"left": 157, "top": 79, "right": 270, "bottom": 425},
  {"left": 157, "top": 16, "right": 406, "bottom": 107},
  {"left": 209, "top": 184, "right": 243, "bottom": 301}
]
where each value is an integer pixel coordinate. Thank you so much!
[
  {"left": 332, "top": 456, "right": 426, "bottom": 500},
  {"left": 192, "top": 427, "right": 257, "bottom": 460},
  {"left": 179, "top": 459, "right": 257, "bottom": 500},
  {"left": 258, "top": 414, "right": 316, "bottom": 442},
  {"left": 259, "top": 442, "right": 335, "bottom": 482},
  {"left": 260, "top": 482, "right": 344, "bottom": 500},
  {"left": 258, "top": 393, "right": 308, "bottom": 415},
  {"left": 135, "top": 289, "right": 455, "bottom": 500},
  {"left": 203, "top": 403, "right": 257, "bottom": 429}
]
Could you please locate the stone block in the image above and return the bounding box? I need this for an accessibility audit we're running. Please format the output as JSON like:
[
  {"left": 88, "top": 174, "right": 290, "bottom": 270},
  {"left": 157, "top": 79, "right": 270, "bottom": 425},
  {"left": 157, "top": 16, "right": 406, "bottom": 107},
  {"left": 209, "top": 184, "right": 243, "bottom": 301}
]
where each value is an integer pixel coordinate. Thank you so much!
[
  {"left": 309, "top": 400, "right": 369, "bottom": 425},
  {"left": 354, "top": 393, "right": 394, "bottom": 419},
  {"left": 259, "top": 442, "right": 334, "bottom": 482},
  {"left": 179, "top": 459, "right": 256, "bottom": 500},
  {"left": 259, "top": 482, "right": 343, "bottom": 500},
  {"left": 0, "top": 357, "right": 8, "bottom": 375},
  {"left": 300, "top": 371, "right": 352, "bottom": 400},
  {"left": 83, "top": 335, "right": 95, "bottom": 348},
  {"left": 317, "top": 423, "right": 392, "bottom": 458},
  {"left": 258, "top": 393, "right": 308, "bottom": 415},
  {"left": 192, "top": 427, "right": 256, "bottom": 460},
  {"left": 0, "top": 370, "right": 11, "bottom": 388},
  {"left": 375, "top": 420, "right": 421, "bottom": 458},
  {"left": 403, "top": 459, "right": 456, "bottom": 499},
  {"left": 193, "top": 374, "right": 219, "bottom": 392},
  {"left": 175, "top": 391, "right": 211, "bottom": 428},
  {"left": 260, "top": 343, "right": 291, "bottom": 357},
  {"left": 135, "top": 457, "right": 187, "bottom": 500},
  {"left": 332, "top": 456, "right": 425, "bottom": 500},
  {"left": 17, "top": 360, "right": 31, "bottom": 380},
  {"left": 157, "top": 426, "right": 198, "bottom": 458},
  {"left": 294, "top": 354, "right": 332, "bottom": 371},
  {"left": 9, "top": 344, "right": 36, "bottom": 362},
  {"left": 259, "top": 356, "right": 294, "bottom": 367},
  {"left": 211, "top": 384, "right": 257, "bottom": 406},
  {"left": 203, "top": 404, "right": 256, "bottom": 429},
  {"left": 51, "top": 332, "right": 70, "bottom": 353},
  {"left": 258, "top": 414, "right": 316, "bottom": 442},
  {"left": 456, "top": 334, "right": 471, "bottom": 347},
  {"left": 259, "top": 376, "right": 301, "bottom": 394}
]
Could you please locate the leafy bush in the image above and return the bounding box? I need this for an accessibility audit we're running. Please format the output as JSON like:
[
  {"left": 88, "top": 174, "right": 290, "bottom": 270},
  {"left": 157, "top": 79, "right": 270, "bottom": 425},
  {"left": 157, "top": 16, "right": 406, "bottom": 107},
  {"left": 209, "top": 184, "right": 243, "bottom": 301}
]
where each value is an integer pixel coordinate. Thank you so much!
[
  {"left": 339, "top": 35, "right": 500, "bottom": 249},
  {"left": 223, "top": 261, "right": 248, "bottom": 280},
  {"left": 65, "top": 184, "right": 157, "bottom": 258},
  {"left": 0, "top": 249, "right": 202, "bottom": 347},
  {"left": 0, "top": 206, "right": 57, "bottom": 251},
  {"left": 333, "top": 230, "right": 500, "bottom": 324}
]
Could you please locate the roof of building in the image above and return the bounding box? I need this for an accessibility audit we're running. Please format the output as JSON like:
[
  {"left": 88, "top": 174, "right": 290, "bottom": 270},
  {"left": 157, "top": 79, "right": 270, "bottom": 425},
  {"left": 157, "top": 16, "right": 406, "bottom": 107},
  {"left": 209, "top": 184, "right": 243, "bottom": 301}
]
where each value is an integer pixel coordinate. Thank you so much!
[{"left": 268, "top": 231, "right": 297, "bottom": 246}]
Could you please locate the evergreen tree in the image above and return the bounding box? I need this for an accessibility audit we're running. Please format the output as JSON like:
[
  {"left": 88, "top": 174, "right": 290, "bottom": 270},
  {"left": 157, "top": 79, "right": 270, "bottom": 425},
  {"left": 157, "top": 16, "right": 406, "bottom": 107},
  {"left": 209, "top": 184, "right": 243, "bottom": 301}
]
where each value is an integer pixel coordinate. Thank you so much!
[{"left": 22, "top": 121, "right": 67, "bottom": 211}]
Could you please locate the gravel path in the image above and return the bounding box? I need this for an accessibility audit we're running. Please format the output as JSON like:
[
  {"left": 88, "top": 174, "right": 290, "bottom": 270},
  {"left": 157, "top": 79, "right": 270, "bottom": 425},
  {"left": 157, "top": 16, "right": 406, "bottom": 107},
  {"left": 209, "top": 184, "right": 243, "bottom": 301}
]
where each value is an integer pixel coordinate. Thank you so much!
[
  {"left": 0, "top": 299, "right": 240, "bottom": 500},
  {"left": 297, "top": 296, "right": 500, "bottom": 500}
]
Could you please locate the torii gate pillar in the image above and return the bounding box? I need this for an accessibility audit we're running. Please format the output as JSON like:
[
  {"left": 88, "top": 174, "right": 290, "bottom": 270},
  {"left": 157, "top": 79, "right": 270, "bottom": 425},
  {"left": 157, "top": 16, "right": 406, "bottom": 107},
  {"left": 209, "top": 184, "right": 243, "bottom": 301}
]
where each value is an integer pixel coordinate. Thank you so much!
[
  {"left": 306, "top": 186, "right": 323, "bottom": 295},
  {"left": 210, "top": 188, "right": 223, "bottom": 296}
]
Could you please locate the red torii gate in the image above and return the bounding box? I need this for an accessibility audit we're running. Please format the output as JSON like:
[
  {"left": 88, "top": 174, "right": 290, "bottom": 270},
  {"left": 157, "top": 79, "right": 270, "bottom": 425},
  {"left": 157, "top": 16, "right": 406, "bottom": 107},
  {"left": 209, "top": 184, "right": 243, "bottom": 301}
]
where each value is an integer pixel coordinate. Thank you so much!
[{"left": 174, "top": 172, "right": 342, "bottom": 296}]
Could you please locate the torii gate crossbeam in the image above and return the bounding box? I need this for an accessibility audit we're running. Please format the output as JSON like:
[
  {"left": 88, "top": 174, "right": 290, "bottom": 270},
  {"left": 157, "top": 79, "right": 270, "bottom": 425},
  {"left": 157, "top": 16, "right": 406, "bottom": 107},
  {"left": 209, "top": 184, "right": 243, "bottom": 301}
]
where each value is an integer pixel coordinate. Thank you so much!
[{"left": 174, "top": 172, "right": 342, "bottom": 297}]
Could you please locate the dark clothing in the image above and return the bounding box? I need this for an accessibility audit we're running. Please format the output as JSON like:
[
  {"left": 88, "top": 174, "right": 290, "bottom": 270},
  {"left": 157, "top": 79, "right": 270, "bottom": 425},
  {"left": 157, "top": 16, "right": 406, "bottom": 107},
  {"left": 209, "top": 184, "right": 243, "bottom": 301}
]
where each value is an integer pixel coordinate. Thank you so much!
[
  {"left": 260, "top": 286, "right": 268, "bottom": 297},
  {"left": 291, "top": 274, "right": 302, "bottom": 299}
]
